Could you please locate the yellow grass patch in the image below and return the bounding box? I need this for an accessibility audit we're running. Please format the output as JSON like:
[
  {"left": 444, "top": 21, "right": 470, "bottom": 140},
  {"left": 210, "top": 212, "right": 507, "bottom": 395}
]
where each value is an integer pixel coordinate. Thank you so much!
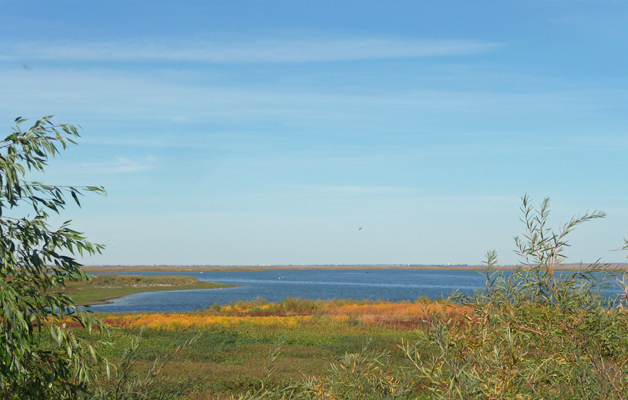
[
  {"left": 103, "top": 314, "right": 310, "bottom": 330},
  {"left": 99, "top": 300, "right": 472, "bottom": 331}
]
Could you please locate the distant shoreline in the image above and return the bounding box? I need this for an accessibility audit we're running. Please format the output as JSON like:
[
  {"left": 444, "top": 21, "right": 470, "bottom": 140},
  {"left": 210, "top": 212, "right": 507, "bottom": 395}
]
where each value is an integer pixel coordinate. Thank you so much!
[{"left": 82, "top": 263, "right": 628, "bottom": 273}]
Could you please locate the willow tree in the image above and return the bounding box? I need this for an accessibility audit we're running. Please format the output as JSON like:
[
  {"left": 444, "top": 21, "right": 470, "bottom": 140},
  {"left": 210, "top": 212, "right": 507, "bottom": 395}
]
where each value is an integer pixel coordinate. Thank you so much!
[{"left": 0, "top": 117, "right": 108, "bottom": 399}]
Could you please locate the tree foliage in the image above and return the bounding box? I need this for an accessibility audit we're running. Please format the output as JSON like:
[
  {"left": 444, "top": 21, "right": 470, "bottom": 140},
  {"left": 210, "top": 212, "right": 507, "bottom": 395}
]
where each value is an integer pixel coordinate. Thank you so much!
[{"left": 0, "top": 117, "right": 108, "bottom": 399}]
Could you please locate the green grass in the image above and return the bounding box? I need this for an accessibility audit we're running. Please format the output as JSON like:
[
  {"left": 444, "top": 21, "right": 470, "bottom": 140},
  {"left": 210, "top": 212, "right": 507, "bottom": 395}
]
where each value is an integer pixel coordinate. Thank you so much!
[
  {"left": 76, "top": 321, "right": 419, "bottom": 399},
  {"left": 70, "top": 296, "right": 453, "bottom": 398},
  {"left": 65, "top": 274, "right": 236, "bottom": 305}
]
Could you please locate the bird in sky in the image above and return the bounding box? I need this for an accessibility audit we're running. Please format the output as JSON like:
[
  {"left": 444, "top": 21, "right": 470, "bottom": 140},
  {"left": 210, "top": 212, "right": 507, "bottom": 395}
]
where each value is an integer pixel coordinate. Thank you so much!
[{"left": 358, "top": 227, "right": 362, "bottom": 230}]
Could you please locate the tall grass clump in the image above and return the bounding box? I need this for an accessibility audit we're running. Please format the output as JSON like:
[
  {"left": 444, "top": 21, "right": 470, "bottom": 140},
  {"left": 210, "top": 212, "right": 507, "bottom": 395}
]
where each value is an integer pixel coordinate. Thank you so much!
[
  {"left": 235, "top": 340, "right": 416, "bottom": 400},
  {"left": 404, "top": 196, "right": 628, "bottom": 399}
]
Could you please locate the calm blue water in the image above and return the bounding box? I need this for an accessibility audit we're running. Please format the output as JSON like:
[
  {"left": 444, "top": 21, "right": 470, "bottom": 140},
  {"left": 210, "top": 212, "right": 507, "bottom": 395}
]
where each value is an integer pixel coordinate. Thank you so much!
[{"left": 86, "top": 269, "right": 622, "bottom": 313}]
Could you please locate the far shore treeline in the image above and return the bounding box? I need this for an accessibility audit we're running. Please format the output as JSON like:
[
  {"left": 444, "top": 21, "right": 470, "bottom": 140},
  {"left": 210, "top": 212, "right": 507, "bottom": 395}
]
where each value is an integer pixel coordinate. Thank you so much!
[{"left": 82, "top": 263, "right": 628, "bottom": 273}]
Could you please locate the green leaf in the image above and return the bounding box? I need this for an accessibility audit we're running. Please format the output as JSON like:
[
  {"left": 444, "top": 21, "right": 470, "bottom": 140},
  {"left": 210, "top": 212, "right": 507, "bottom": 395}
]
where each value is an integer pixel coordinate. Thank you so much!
[{"left": 71, "top": 190, "right": 80, "bottom": 207}]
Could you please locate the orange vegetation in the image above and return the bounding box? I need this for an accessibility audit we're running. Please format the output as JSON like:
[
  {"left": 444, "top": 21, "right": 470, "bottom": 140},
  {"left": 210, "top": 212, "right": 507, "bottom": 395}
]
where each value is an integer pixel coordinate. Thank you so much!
[
  {"left": 97, "top": 301, "right": 472, "bottom": 331},
  {"left": 102, "top": 314, "right": 306, "bottom": 330}
]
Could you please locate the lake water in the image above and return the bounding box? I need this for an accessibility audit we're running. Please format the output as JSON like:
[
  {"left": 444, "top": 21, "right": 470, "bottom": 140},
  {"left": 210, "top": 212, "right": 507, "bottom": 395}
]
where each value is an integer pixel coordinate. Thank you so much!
[{"left": 86, "top": 269, "right": 623, "bottom": 313}]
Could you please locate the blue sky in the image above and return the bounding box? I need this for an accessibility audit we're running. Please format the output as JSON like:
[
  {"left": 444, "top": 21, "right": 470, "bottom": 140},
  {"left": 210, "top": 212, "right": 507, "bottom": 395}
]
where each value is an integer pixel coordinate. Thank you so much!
[{"left": 1, "top": 1, "right": 627, "bottom": 266}]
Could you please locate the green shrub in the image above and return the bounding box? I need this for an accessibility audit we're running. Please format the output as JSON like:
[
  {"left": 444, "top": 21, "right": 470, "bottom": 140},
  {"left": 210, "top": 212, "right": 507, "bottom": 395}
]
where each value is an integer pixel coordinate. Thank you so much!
[
  {"left": 282, "top": 297, "right": 320, "bottom": 313},
  {"left": 404, "top": 196, "right": 628, "bottom": 399},
  {"left": 0, "top": 117, "right": 109, "bottom": 399}
]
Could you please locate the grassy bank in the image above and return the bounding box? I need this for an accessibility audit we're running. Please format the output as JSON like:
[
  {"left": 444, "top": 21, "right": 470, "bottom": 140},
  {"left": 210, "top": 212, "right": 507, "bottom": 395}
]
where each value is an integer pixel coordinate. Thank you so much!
[{"left": 66, "top": 274, "right": 236, "bottom": 305}]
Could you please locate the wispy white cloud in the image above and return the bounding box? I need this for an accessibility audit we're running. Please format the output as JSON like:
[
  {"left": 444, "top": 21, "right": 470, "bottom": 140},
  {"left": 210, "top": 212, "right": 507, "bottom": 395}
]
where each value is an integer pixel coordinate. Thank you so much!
[
  {"left": 77, "top": 156, "right": 157, "bottom": 174},
  {"left": 0, "top": 67, "right": 621, "bottom": 126},
  {"left": 297, "top": 185, "right": 422, "bottom": 196},
  {"left": 0, "top": 38, "right": 502, "bottom": 64},
  {"left": 1, "top": 66, "right": 626, "bottom": 164}
]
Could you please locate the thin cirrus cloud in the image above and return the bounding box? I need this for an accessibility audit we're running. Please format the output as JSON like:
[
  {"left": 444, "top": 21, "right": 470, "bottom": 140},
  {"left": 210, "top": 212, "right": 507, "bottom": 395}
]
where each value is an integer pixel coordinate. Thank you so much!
[
  {"left": 1, "top": 38, "right": 503, "bottom": 63},
  {"left": 297, "top": 185, "right": 422, "bottom": 197},
  {"left": 76, "top": 156, "right": 157, "bottom": 174}
]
